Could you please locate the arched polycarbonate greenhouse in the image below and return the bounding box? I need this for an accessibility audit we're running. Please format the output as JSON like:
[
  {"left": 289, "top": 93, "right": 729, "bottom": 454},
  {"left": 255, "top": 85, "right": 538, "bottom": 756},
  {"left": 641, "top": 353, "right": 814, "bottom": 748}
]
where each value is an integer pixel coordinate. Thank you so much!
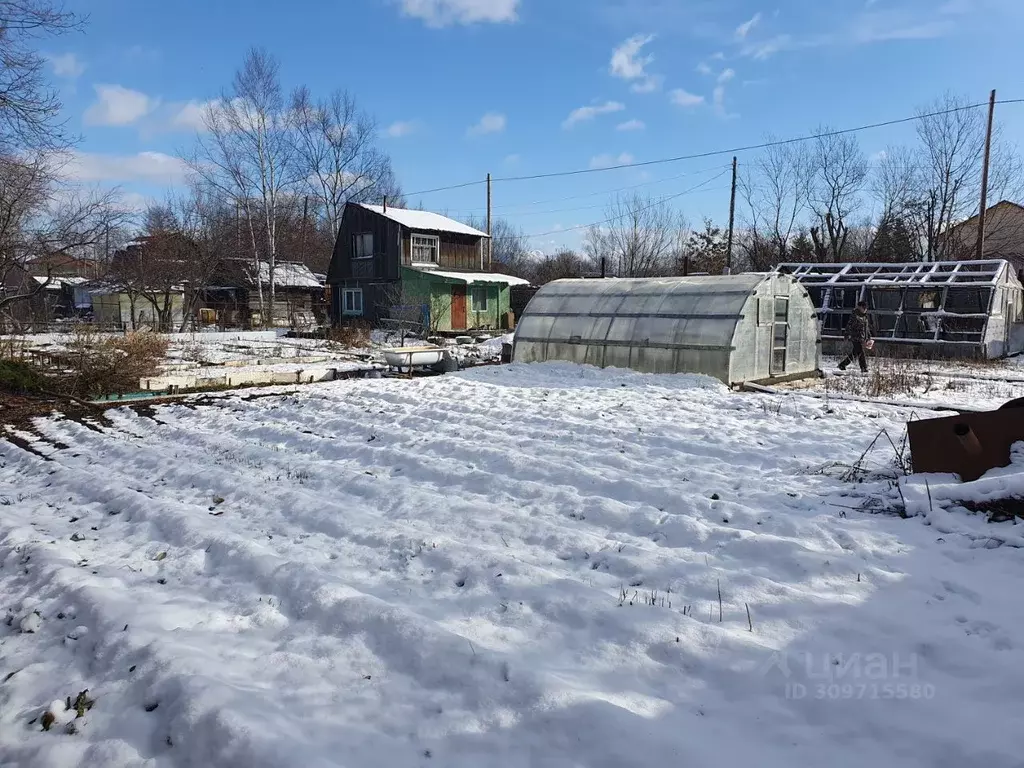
[{"left": 513, "top": 274, "right": 821, "bottom": 385}]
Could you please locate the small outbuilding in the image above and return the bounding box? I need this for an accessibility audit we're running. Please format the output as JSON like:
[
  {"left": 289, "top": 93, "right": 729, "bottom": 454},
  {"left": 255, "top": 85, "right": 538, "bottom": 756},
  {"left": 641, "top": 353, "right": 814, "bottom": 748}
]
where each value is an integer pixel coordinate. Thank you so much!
[
  {"left": 513, "top": 273, "right": 820, "bottom": 385},
  {"left": 776, "top": 259, "right": 1024, "bottom": 359}
]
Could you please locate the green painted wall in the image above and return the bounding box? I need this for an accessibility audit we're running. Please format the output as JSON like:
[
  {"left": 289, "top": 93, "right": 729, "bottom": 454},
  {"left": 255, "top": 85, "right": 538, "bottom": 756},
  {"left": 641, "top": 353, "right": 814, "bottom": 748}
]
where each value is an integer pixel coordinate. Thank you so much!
[{"left": 399, "top": 267, "right": 511, "bottom": 332}]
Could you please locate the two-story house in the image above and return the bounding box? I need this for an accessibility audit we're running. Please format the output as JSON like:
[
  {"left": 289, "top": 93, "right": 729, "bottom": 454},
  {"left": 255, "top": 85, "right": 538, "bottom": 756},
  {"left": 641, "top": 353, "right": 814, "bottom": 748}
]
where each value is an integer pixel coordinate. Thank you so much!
[{"left": 327, "top": 203, "right": 528, "bottom": 332}]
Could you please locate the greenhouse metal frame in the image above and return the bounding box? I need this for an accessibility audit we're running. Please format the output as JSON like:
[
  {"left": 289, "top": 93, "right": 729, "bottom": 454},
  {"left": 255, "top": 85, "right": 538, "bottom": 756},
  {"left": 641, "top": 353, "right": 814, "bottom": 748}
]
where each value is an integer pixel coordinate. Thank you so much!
[{"left": 775, "top": 259, "right": 1024, "bottom": 358}]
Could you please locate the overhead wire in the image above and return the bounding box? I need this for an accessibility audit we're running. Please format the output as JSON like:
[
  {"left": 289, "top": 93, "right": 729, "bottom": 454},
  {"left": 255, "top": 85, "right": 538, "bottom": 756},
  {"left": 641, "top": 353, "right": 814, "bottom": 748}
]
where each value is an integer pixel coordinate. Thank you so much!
[{"left": 401, "top": 98, "right": 1024, "bottom": 199}]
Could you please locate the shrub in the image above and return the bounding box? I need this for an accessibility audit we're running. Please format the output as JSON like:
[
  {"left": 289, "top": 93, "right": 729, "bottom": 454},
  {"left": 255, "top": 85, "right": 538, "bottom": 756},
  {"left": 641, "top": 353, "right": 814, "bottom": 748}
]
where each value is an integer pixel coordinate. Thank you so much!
[
  {"left": 0, "top": 359, "right": 45, "bottom": 393},
  {"left": 60, "top": 328, "right": 170, "bottom": 397},
  {"left": 327, "top": 321, "right": 371, "bottom": 349}
]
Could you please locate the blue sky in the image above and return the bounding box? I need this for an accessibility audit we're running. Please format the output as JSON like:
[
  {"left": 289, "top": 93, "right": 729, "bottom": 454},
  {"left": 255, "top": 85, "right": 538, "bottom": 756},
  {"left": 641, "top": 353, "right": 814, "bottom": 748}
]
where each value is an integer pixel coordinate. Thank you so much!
[{"left": 51, "top": 0, "right": 1024, "bottom": 251}]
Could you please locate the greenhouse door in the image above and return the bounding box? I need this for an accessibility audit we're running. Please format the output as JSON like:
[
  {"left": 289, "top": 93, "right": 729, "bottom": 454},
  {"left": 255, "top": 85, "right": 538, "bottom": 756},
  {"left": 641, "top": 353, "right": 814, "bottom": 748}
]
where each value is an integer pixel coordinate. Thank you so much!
[{"left": 770, "top": 297, "right": 789, "bottom": 376}]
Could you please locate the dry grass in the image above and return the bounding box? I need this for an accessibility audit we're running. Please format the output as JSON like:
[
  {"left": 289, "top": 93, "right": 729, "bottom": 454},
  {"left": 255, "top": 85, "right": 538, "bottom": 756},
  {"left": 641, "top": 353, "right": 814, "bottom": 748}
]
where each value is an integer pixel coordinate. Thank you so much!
[
  {"left": 826, "top": 358, "right": 930, "bottom": 399},
  {"left": 326, "top": 321, "right": 371, "bottom": 349}
]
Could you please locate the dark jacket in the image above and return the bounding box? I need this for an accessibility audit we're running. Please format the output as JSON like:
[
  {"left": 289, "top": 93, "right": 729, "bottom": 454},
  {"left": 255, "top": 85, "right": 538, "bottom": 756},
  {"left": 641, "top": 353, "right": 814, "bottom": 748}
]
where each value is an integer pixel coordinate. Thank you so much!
[{"left": 844, "top": 311, "right": 871, "bottom": 343}]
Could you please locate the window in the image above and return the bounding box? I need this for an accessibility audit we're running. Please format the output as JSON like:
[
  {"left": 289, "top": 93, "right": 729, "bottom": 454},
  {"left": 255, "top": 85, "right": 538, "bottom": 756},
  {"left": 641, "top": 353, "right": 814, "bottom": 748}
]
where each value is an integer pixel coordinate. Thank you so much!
[
  {"left": 411, "top": 234, "right": 439, "bottom": 264},
  {"left": 353, "top": 233, "right": 373, "bottom": 259},
  {"left": 472, "top": 286, "right": 488, "bottom": 312},
  {"left": 343, "top": 288, "right": 363, "bottom": 316}
]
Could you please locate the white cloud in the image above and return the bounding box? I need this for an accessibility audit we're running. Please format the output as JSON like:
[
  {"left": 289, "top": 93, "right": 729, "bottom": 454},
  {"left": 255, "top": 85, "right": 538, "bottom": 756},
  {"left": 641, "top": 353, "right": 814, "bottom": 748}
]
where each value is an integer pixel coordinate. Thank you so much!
[
  {"left": 610, "top": 34, "right": 654, "bottom": 79},
  {"left": 742, "top": 34, "right": 794, "bottom": 59},
  {"left": 696, "top": 61, "right": 713, "bottom": 76},
  {"left": 467, "top": 111, "right": 507, "bottom": 137},
  {"left": 84, "top": 84, "right": 157, "bottom": 127},
  {"left": 610, "top": 35, "right": 662, "bottom": 93},
  {"left": 385, "top": 120, "right": 419, "bottom": 138},
  {"left": 717, "top": 68, "right": 736, "bottom": 84},
  {"left": 589, "top": 152, "right": 635, "bottom": 169},
  {"left": 735, "top": 12, "right": 762, "bottom": 40},
  {"left": 713, "top": 86, "right": 727, "bottom": 115},
  {"left": 48, "top": 52, "right": 85, "bottom": 79},
  {"left": 616, "top": 119, "right": 646, "bottom": 131},
  {"left": 562, "top": 100, "right": 625, "bottom": 129},
  {"left": 504, "top": 153, "right": 521, "bottom": 165},
  {"left": 670, "top": 89, "right": 704, "bottom": 107},
  {"left": 64, "top": 151, "right": 188, "bottom": 185},
  {"left": 396, "top": 0, "right": 518, "bottom": 26},
  {"left": 171, "top": 100, "right": 213, "bottom": 132}
]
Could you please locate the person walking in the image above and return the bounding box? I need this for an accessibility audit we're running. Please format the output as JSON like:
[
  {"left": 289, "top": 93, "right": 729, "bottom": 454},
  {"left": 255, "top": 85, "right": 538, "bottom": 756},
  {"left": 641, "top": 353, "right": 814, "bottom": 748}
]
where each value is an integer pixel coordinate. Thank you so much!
[{"left": 838, "top": 302, "right": 872, "bottom": 373}]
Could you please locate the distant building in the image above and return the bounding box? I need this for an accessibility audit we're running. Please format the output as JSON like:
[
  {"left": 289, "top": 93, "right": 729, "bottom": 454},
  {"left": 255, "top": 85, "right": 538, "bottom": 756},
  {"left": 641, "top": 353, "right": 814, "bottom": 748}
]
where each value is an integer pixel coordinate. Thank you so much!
[
  {"left": 946, "top": 200, "right": 1024, "bottom": 277},
  {"left": 327, "top": 203, "right": 528, "bottom": 333}
]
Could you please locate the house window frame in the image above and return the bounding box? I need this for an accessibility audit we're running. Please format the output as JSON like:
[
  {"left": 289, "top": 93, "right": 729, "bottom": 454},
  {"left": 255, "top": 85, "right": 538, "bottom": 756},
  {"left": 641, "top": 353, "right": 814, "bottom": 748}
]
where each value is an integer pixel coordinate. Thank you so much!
[
  {"left": 471, "top": 285, "right": 489, "bottom": 312},
  {"left": 410, "top": 233, "right": 440, "bottom": 265},
  {"left": 353, "top": 232, "right": 374, "bottom": 260},
  {"left": 343, "top": 287, "right": 364, "bottom": 316}
]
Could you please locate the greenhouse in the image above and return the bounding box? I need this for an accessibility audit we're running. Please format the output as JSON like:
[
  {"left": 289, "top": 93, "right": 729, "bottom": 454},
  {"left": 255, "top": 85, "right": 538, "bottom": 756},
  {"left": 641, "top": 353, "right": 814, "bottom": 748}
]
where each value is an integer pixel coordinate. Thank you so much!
[
  {"left": 775, "top": 259, "right": 1024, "bottom": 359},
  {"left": 513, "top": 274, "right": 820, "bottom": 385}
]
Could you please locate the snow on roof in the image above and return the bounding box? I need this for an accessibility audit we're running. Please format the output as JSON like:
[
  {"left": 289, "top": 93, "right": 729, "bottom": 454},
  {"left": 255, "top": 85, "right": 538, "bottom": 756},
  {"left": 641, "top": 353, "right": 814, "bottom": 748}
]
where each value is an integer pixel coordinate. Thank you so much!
[
  {"left": 32, "top": 276, "right": 90, "bottom": 287},
  {"left": 407, "top": 267, "right": 531, "bottom": 286},
  {"left": 357, "top": 204, "right": 489, "bottom": 238},
  {"left": 257, "top": 262, "right": 324, "bottom": 289}
]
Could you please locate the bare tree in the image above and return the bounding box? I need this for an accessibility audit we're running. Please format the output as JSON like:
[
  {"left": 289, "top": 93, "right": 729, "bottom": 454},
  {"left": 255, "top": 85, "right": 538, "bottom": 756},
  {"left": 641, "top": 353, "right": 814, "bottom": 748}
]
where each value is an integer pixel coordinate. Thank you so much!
[
  {"left": 0, "top": 154, "right": 124, "bottom": 319},
  {"left": 0, "top": 0, "right": 80, "bottom": 153},
  {"left": 738, "top": 139, "right": 812, "bottom": 269},
  {"left": 914, "top": 92, "right": 1024, "bottom": 261},
  {"left": 583, "top": 193, "right": 683, "bottom": 277},
  {"left": 465, "top": 215, "right": 530, "bottom": 275},
  {"left": 189, "top": 48, "right": 294, "bottom": 324},
  {"left": 291, "top": 87, "right": 404, "bottom": 236},
  {"left": 808, "top": 128, "right": 867, "bottom": 262},
  {"left": 532, "top": 249, "right": 589, "bottom": 284}
]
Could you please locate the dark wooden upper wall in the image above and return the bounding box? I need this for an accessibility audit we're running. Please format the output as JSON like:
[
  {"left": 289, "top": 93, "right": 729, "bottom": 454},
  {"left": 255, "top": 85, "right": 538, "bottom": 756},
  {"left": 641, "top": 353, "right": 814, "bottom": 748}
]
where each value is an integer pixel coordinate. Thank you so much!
[{"left": 329, "top": 203, "right": 487, "bottom": 283}]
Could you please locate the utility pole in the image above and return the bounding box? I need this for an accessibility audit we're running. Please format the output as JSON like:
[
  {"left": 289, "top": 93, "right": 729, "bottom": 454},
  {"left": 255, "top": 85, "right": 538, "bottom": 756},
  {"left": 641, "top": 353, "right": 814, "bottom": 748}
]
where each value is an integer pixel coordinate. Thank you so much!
[
  {"left": 725, "top": 156, "right": 737, "bottom": 275},
  {"left": 976, "top": 89, "right": 996, "bottom": 261},
  {"left": 486, "top": 173, "right": 492, "bottom": 271}
]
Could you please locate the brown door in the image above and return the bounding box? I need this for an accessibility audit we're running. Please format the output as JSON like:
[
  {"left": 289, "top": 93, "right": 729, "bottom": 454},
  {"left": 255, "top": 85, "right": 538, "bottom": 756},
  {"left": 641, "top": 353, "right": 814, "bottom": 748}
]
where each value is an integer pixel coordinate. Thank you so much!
[{"left": 451, "top": 285, "right": 467, "bottom": 330}]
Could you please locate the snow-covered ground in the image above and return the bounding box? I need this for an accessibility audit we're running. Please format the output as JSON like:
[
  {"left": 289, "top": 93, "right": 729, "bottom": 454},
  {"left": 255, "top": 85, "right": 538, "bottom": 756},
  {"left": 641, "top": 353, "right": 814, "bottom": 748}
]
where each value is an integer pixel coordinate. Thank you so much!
[
  {"left": 2, "top": 363, "right": 1023, "bottom": 767},
  {"left": 774, "top": 355, "right": 1024, "bottom": 411}
]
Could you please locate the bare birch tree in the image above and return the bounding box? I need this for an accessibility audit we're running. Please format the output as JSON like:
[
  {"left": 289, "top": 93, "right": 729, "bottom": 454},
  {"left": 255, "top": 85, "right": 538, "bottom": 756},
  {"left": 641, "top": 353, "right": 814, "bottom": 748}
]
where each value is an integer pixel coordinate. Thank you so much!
[
  {"left": 291, "top": 87, "right": 403, "bottom": 236},
  {"left": 189, "top": 48, "right": 293, "bottom": 324}
]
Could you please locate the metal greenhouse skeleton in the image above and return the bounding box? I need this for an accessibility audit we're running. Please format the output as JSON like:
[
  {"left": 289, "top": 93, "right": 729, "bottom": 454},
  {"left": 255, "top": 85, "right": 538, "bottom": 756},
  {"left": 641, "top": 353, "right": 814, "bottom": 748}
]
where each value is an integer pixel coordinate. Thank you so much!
[{"left": 776, "top": 259, "right": 1024, "bottom": 359}]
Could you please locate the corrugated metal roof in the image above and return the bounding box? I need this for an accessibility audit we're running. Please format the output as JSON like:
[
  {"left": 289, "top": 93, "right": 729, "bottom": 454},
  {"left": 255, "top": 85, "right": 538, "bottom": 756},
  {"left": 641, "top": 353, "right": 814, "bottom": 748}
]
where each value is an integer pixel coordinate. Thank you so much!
[{"left": 356, "top": 204, "right": 489, "bottom": 238}]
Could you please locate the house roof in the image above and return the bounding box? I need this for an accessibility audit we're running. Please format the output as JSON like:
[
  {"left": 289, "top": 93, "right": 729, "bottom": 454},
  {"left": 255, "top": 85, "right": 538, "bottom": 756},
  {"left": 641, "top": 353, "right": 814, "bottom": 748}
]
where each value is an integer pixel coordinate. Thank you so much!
[
  {"left": 948, "top": 200, "right": 1024, "bottom": 231},
  {"left": 32, "top": 276, "right": 90, "bottom": 288},
  {"left": 356, "top": 203, "right": 489, "bottom": 238},
  {"left": 257, "top": 261, "right": 324, "bottom": 289},
  {"left": 406, "top": 267, "right": 531, "bottom": 286}
]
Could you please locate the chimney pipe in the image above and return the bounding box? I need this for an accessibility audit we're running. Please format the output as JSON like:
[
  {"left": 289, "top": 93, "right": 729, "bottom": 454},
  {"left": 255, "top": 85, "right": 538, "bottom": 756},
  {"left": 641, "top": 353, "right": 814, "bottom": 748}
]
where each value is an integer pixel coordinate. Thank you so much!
[
  {"left": 600, "top": 257, "right": 606, "bottom": 279},
  {"left": 953, "top": 423, "right": 982, "bottom": 456},
  {"left": 383, "top": 196, "right": 388, "bottom": 214}
]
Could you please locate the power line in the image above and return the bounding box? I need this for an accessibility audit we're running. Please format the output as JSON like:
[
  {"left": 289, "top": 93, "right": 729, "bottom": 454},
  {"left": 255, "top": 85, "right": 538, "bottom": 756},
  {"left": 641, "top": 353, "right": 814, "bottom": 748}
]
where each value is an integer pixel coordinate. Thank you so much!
[
  {"left": 436, "top": 163, "right": 732, "bottom": 219},
  {"left": 402, "top": 97, "right": 1024, "bottom": 199},
  {"left": 524, "top": 169, "right": 731, "bottom": 240}
]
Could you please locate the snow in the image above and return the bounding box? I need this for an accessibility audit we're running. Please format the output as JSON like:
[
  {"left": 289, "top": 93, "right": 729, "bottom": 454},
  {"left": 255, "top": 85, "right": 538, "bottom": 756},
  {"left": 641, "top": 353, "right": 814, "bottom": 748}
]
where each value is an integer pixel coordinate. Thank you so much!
[
  {"left": 407, "top": 267, "right": 531, "bottom": 286},
  {"left": 777, "top": 355, "right": 1024, "bottom": 412},
  {"left": 255, "top": 262, "right": 324, "bottom": 289},
  {"left": 3, "top": 363, "right": 1024, "bottom": 767},
  {"left": 357, "top": 204, "right": 489, "bottom": 238}
]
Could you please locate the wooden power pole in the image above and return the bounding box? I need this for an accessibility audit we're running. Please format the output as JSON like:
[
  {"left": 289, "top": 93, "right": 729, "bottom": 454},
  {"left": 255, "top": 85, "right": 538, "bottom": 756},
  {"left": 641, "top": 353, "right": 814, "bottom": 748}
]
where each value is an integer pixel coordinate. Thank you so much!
[
  {"left": 976, "top": 89, "right": 996, "bottom": 261},
  {"left": 486, "top": 173, "right": 492, "bottom": 271},
  {"left": 725, "top": 156, "right": 737, "bottom": 274}
]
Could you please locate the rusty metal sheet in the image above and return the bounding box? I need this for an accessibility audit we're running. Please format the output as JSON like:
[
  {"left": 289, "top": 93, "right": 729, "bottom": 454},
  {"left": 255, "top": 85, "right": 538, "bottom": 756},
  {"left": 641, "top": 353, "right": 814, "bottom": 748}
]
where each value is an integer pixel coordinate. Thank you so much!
[{"left": 908, "top": 406, "right": 1024, "bottom": 482}]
